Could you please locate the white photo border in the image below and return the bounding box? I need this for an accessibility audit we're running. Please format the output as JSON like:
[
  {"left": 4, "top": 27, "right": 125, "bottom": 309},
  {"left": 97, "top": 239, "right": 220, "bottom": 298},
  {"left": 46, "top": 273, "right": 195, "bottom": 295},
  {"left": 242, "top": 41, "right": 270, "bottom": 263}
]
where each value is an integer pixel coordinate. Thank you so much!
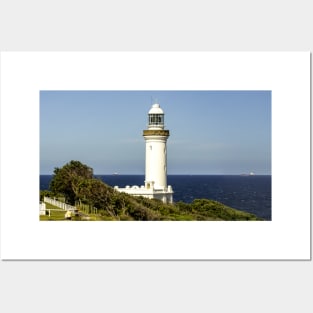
[{"left": 0, "top": 51, "right": 310, "bottom": 260}]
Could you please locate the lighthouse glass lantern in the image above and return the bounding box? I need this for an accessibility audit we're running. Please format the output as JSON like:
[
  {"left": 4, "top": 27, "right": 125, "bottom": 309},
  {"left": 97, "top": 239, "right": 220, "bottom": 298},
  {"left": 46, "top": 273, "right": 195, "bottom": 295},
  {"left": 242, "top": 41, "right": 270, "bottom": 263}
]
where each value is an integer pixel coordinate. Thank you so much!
[{"left": 148, "top": 104, "right": 164, "bottom": 129}]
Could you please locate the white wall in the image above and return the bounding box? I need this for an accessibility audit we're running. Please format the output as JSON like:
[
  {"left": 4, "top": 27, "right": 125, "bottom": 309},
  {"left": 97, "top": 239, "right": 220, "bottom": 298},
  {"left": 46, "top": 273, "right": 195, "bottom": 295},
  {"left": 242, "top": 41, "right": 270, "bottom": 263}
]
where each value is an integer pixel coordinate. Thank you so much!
[{"left": 145, "top": 137, "right": 167, "bottom": 188}]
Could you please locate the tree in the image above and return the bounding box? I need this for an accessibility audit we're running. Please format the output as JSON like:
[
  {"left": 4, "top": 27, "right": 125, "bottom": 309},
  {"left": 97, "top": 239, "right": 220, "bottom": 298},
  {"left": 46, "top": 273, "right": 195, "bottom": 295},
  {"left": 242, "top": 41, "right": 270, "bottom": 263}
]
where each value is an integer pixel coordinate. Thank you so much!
[
  {"left": 77, "top": 178, "right": 112, "bottom": 208},
  {"left": 50, "top": 160, "right": 93, "bottom": 204},
  {"left": 77, "top": 178, "right": 118, "bottom": 218},
  {"left": 40, "top": 190, "right": 54, "bottom": 202}
]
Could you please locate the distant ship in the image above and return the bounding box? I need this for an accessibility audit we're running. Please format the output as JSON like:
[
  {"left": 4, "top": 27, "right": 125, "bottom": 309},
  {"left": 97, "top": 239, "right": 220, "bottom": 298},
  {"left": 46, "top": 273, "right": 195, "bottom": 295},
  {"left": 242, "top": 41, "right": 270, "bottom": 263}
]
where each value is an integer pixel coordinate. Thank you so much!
[
  {"left": 112, "top": 172, "right": 119, "bottom": 176},
  {"left": 240, "top": 172, "right": 255, "bottom": 176}
]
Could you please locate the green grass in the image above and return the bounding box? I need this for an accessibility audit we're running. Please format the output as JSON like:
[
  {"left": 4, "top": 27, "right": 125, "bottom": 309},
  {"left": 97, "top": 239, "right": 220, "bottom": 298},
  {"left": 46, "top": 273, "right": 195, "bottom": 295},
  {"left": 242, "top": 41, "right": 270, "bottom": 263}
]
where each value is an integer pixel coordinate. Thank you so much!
[
  {"left": 40, "top": 203, "right": 101, "bottom": 221},
  {"left": 40, "top": 203, "right": 69, "bottom": 221}
]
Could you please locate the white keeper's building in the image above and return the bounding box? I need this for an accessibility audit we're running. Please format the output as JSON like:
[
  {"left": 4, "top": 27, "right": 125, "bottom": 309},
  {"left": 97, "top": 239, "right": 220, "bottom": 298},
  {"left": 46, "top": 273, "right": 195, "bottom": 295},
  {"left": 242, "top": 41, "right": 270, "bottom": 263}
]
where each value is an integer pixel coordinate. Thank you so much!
[{"left": 114, "top": 103, "right": 173, "bottom": 204}]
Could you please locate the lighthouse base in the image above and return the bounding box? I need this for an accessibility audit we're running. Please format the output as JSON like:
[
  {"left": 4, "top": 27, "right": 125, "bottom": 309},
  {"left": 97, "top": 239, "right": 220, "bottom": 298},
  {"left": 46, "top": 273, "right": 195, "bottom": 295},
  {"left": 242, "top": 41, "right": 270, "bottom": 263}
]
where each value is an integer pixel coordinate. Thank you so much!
[{"left": 114, "top": 185, "right": 173, "bottom": 204}]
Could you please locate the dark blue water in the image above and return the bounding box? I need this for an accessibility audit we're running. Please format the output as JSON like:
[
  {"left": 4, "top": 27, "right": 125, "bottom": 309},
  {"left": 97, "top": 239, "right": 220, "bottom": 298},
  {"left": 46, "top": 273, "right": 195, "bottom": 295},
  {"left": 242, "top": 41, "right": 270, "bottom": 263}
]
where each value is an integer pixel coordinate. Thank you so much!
[{"left": 40, "top": 175, "right": 271, "bottom": 220}]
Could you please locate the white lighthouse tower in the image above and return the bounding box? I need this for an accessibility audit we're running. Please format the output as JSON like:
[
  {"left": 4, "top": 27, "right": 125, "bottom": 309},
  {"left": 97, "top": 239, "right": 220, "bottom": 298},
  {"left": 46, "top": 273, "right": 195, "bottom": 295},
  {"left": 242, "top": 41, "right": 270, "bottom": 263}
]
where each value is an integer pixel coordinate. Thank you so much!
[
  {"left": 115, "top": 102, "right": 173, "bottom": 204},
  {"left": 143, "top": 103, "right": 173, "bottom": 202}
]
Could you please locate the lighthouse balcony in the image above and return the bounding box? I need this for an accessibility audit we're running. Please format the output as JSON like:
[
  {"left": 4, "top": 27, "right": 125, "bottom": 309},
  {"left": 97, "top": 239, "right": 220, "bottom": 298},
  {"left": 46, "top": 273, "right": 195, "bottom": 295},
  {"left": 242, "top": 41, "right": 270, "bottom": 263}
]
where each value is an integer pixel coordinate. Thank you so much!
[{"left": 143, "top": 129, "right": 170, "bottom": 137}]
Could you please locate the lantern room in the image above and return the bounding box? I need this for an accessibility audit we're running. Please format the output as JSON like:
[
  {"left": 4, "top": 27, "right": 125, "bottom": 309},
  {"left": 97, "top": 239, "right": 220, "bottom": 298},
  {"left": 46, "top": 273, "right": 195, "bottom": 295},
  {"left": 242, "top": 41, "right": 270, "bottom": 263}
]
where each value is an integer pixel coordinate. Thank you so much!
[{"left": 148, "top": 103, "right": 164, "bottom": 129}]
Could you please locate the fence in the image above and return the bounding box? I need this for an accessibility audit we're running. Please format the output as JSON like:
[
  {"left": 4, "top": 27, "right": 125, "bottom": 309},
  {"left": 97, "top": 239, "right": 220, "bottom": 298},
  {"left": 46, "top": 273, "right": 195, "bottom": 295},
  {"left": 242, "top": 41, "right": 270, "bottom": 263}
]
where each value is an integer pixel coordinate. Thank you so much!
[
  {"left": 43, "top": 196, "right": 77, "bottom": 212},
  {"left": 75, "top": 201, "right": 98, "bottom": 215},
  {"left": 39, "top": 202, "right": 46, "bottom": 215}
]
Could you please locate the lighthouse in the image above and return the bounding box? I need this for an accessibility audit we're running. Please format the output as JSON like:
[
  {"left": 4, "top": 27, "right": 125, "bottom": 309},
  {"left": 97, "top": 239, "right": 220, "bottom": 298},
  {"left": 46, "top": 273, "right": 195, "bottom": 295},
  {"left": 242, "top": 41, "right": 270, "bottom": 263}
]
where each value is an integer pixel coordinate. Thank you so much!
[
  {"left": 143, "top": 103, "right": 172, "bottom": 197},
  {"left": 114, "top": 102, "right": 173, "bottom": 204}
]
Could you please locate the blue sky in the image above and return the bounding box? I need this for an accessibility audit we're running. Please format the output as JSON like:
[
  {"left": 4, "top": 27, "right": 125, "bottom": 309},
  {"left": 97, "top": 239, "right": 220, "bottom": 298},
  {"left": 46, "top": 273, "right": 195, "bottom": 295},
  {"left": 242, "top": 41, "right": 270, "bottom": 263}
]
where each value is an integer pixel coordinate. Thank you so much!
[{"left": 40, "top": 90, "right": 271, "bottom": 175}]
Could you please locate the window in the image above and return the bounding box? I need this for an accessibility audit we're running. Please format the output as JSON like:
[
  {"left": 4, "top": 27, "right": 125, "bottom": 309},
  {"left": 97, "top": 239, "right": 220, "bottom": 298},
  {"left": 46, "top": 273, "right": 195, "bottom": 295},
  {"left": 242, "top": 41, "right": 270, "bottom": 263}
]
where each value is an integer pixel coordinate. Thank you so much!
[{"left": 149, "top": 114, "right": 164, "bottom": 125}]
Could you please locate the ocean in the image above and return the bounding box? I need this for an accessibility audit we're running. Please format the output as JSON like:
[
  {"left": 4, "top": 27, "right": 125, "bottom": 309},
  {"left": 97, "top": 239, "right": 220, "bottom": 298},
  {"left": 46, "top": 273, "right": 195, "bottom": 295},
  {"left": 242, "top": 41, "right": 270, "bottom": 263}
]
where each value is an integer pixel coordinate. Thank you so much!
[{"left": 40, "top": 174, "right": 271, "bottom": 220}]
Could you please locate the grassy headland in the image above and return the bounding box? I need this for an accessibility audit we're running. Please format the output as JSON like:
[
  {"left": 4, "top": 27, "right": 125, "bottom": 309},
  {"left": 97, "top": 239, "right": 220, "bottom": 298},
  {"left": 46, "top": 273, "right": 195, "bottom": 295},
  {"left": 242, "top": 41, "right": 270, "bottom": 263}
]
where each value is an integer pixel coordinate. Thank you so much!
[{"left": 40, "top": 187, "right": 262, "bottom": 221}]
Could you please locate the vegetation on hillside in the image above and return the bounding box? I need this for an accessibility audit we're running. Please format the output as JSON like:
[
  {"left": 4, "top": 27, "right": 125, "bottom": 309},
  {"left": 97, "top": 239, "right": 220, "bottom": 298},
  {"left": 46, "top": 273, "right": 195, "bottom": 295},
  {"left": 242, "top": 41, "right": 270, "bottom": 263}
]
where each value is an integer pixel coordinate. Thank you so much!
[
  {"left": 49, "top": 160, "right": 93, "bottom": 204},
  {"left": 40, "top": 160, "right": 263, "bottom": 221}
]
